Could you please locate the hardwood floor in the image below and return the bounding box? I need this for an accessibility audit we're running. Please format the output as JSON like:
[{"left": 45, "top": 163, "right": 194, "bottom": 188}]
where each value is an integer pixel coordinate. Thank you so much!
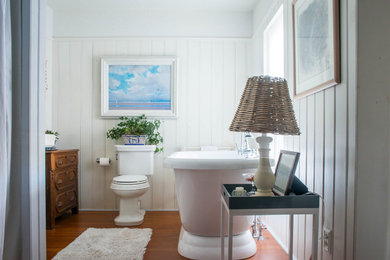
[{"left": 46, "top": 211, "right": 288, "bottom": 260}]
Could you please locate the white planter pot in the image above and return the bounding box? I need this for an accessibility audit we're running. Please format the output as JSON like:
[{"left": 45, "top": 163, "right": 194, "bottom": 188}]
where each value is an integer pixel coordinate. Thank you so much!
[
  {"left": 45, "top": 134, "right": 57, "bottom": 150},
  {"left": 122, "top": 135, "right": 146, "bottom": 145}
]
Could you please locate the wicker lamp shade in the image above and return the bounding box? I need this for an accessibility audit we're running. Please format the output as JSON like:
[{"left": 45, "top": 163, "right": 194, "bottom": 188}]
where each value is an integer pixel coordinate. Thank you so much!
[{"left": 229, "top": 76, "right": 300, "bottom": 135}]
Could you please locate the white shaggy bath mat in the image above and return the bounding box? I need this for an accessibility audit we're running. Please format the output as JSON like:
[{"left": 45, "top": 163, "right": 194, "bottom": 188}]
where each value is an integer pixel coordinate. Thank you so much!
[{"left": 52, "top": 228, "right": 152, "bottom": 260}]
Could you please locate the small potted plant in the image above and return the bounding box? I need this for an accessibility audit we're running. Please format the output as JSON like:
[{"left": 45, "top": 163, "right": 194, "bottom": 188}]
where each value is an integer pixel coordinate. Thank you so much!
[
  {"left": 45, "top": 130, "right": 59, "bottom": 150},
  {"left": 106, "top": 115, "right": 163, "bottom": 153}
]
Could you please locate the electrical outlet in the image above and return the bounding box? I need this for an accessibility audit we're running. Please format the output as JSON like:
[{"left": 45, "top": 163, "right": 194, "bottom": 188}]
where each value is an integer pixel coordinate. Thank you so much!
[{"left": 323, "top": 228, "right": 332, "bottom": 253}]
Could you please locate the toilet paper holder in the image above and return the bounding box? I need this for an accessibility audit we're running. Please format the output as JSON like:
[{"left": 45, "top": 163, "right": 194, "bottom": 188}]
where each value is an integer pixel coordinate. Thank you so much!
[{"left": 96, "top": 158, "right": 111, "bottom": 164}]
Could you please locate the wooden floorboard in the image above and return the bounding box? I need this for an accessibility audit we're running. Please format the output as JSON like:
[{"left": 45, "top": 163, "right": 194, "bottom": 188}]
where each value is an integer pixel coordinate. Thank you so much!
[{"left": 46, "top": 211, "right": 288, "bottom": 260}]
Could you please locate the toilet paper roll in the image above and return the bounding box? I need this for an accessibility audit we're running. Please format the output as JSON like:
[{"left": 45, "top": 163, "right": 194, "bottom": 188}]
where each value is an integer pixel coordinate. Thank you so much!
[{"left": 98, "top": 157, "right": 110, "bottom": 166}]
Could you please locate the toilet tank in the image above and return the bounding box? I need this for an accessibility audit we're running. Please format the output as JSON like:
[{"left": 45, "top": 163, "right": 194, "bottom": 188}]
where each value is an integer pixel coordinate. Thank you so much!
[{"left": 115, "top": 145, "right": 156, "bottom": 175}]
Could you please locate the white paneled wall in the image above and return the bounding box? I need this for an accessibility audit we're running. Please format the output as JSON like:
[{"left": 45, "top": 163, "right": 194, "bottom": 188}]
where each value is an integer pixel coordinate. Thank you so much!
[
  {"left": 252, "top": 0, "right": 355, "bottom": 260},
  {"left": 51, "top": 38, "right": 251, "bottom": 210}
]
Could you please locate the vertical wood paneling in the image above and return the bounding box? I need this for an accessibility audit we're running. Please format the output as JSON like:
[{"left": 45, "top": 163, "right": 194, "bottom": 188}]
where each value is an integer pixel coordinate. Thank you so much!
[
  {"left": 211, "top": 41, "right": 224, "bottom": 147},
  {"left": 333, "top": 0, "right": 349, "bottom": 256},
  {"left": 346, "top": 1, "right": 357, "bottom": 258},
  {"left": 293, "top": 102, "right": 300, "bottom": 258},
  {"left": 305, "top": 95, "right": 315, "bottom": 260},
  {"left": 115, "top": 40, "right": 129, "bottom": 55},
  {"left": 128, "top": 40, "right": 141, "bottom": 55},
  {"left": 151, "top": 39, "right": 166, "bottom": 209},
  {"left": 150, "top": 40, "right": 166, "bottom": 210},
  {"left": 102, "top": 41, "right": 118, "bottom": 210},
  {"left": 52, "top": 41, "right": 59, "bottom": 135},
  {"left": 199, "top": 41, "right": 212, "bottom": 146},
  {"left": 68, "top": 42, "right": 82, "bottom": 148},
  {"left": 175, "top": 39, "right": 188, "bottom": 149},
  {"left": 163, "top": 39, "right": 178, "bottom": 209},
  {"left": 235, "top": 42, "right": 248, "bottom": 107},
  {"left": 173, "top": 39, "right": 189, "bottom": 209},
  {"left": 187, "top": 40, "right": 200, "bottom": 147},
  {"left": 109, "top": 40, "right": 129, "bottom": 209},
  {"left": 323, "top": 88, "right": 335, "bottom": 260},
  {"left": 298, "top": 99, "right": 307, "bottom": 260},
  {"left": 222, "top": 42, "right": 236, "bottom": 145},
  {"left": 138, "top": 39, "right": 154, "bottom": 210},
  {"left": 91, "top": 41, "right": 109, "bottom": 208},
  {"left": 79, "top": 40, "right": 94, "bottom": 209},
  {"left": 56, "top": 41, "right": 71, "bottom": 148},
  {"left": 52, "top": 38, "right": 250, "bottom": 210},
  {"left": 314, "top": 91, "right": 325, "bottom": 260},
  {"left": 333, "top": 84, "right": 347, "bottom": 260}
]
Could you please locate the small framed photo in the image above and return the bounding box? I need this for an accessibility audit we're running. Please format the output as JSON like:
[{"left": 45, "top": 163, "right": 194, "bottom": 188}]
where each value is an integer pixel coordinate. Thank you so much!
[
  {"left": 273, "top": 150, "right": 300, "bottom": 196},
  {"left": 101, "top": 56, "right": 178, "bottom": 119}
]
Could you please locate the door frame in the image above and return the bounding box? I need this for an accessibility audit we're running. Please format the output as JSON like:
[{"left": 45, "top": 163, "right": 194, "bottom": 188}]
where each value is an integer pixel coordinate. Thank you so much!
[{"left": 17, "top": 0, "right": 47, "bottom": 258}]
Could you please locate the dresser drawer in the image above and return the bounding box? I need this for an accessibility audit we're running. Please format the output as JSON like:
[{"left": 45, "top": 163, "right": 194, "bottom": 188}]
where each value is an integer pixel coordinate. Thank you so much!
[
  {"left": 54, "top": 153, "right": 78, "bottom": 170},
  {"left": 55, "top": 189, "right": 77, "bottom": 214},
  {"left": 52, "top": 168, "right": 77, "bottom": 191}
]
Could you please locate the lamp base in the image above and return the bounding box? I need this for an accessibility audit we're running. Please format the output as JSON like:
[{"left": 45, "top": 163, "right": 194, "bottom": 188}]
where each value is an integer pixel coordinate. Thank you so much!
[
  {"left": 253, "top": 134, "right": 275, "bottom": 197},
  {"left": 254, "top": 189, "right": 274, "bottom": 197}
]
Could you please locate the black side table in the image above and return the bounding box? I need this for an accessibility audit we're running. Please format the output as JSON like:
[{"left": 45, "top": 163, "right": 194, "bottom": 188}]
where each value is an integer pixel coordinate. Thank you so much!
[{"left": 221, "top": 184, "right": 320, "bottom": 260}]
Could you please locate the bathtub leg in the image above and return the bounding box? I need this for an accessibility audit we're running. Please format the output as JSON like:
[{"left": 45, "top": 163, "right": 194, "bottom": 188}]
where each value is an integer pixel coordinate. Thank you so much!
[
  {"left": 258, "top": 217, "right": 264, "bottom": 241},
  {"left": 252, "top": 216, "right": 259, "bottom": 239}
]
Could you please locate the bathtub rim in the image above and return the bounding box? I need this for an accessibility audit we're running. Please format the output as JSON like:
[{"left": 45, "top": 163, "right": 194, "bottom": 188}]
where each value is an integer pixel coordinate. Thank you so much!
[{"left": 163, "top": 150, "right": 271, "bottom": 170}]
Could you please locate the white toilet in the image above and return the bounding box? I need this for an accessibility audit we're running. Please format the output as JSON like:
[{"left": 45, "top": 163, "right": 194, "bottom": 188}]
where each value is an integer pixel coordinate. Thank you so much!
[{"left": 111, "top": 145, "right": 155, "bottom": 226}]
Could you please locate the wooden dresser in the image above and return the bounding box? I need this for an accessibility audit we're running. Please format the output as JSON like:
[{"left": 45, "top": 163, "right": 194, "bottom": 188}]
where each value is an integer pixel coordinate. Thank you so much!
[{"left": 46, "top": 149, "right": 79, "bottom": 229}]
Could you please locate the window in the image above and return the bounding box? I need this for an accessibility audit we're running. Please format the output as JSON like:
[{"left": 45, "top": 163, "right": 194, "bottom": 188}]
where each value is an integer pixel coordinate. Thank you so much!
[
  {"left": 264, "top": 6, "right": 284, "bottom": 77},
  {"left": 263, "top": 5, "right": 285, "bottom": 159}
]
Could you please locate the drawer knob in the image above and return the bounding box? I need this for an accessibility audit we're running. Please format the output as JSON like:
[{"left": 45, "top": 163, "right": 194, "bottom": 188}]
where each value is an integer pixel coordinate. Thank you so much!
[
  {"left": 57, "top": 178, "right": 63, "bottom": 184},
  {"left": 58, "top": 160, "right": 63, "bottom": 165},
  {"left": 57, "top": 201, "right": 63, "bottom": 207}
]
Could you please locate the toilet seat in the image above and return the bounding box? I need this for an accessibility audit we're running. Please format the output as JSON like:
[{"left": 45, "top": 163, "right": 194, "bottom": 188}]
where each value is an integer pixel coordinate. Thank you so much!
[
  {"left": 111, "top": 175, "right": 149, "bottom": 191},
  {"left": 112, "top": 175, "right": 148, "bottom": 185}
]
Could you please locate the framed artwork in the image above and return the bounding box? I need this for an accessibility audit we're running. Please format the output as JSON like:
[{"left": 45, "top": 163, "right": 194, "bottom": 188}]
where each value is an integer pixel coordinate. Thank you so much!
[
  {"left": 101, "top": 56, "right": 178, "bottom": 119},
  {"left": 292, "top": 0, "right": 340, "bottom": 99},
  {"left": 273, "top": 150, "right": 300, "bottom": 196}
]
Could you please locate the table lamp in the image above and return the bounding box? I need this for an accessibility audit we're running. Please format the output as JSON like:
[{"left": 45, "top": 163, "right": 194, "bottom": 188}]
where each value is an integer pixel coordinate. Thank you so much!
[{"left": 229, "top": 76, "right": 300, "bottom": 196}]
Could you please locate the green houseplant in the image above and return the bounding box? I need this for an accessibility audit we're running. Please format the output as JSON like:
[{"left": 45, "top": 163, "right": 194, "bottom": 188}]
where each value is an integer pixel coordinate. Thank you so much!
[{"left": 106, "top": 115, "right": 163, "bottom": 153}]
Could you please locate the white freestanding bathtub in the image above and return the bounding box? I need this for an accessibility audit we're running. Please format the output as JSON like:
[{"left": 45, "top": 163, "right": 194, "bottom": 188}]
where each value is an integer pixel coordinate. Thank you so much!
[{"left": 164, "top": 150, "right": 259, "bottom": 260}]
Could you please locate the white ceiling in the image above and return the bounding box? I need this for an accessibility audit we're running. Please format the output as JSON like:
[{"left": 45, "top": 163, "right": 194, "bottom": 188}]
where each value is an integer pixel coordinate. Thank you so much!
[{"left": 47, "top": 0, "right": 259, "bottom": 12}]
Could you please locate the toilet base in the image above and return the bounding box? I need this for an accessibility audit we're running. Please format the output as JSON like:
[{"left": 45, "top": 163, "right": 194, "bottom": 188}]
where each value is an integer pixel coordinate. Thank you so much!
[
  {"left": 114, "top": 209, "right": 146, "bottom": 226},
  {"left": 178, "top": 227, "right": 256, "bottom": 260}
]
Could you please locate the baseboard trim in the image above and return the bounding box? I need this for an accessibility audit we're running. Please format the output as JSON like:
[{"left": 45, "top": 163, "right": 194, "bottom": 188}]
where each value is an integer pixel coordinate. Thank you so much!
[
  {"left": 264, "top": 222, "right": 297, "bottom": 260},
  {"left": 145, "top": 209, "right": 179, "bottom": 212},
  {"left": 79, "top": 209, "right": 179, "bottom": 212},
  {"left": 79, "top": 209, "right": 119, "bottom": 212}
]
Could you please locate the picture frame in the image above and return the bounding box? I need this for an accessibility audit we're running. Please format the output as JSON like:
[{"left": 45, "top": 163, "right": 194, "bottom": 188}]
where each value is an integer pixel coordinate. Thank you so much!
[
  {"left": 101, "top": 56, "right": 178, "bottom": 119},
  {"left": 273, "top": 150, "right": 300, "bottom": 196},
  {"left": 292, "top": 0, "right": 340, "bottom": 99}
]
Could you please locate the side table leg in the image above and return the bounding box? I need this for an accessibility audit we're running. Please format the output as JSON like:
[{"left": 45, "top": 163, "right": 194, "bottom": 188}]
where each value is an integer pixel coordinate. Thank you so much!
[
  {"left": 228, "top": 213, "right": 233, "bottom": 260},
  {"left": 221, "top": 198, "right": 225, "bottom": 260},
  {"left": 289, "top": 214, "right": 294, "bottom": 260},
  {"left": 312, "top": 210, "right": 319, "bottom": 260}
]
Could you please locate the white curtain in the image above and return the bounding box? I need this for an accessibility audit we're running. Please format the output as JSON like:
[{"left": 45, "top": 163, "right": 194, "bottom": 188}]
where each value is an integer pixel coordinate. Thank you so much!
[{"left": 0, "top": 0, "right": 12, "bottom": 258}]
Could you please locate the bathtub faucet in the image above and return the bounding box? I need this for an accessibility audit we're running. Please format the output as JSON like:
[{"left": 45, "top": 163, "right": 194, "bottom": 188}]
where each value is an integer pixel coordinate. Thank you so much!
[{"left": 237, "top": 132, "right": 258, "bottom": 158}]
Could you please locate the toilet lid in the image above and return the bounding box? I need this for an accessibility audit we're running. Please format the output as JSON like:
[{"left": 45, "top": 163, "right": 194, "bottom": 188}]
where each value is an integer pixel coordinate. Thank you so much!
[{"left": 112, "top": 175, "right": 148, "bottom": 185}]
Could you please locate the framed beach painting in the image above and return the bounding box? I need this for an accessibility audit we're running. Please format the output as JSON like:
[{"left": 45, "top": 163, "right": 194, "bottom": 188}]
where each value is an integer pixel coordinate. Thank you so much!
[
  {"left": 101, "top": 56, "right": 178, "bottom": 119},
  {"left": 292, "top": 0, "right": 340, "bottom": 99}
]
